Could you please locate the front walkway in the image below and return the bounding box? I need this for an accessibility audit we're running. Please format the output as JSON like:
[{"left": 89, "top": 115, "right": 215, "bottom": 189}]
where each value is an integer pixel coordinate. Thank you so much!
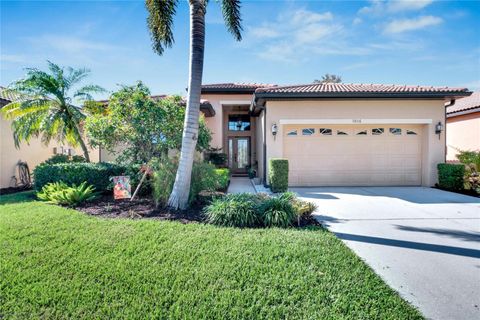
[
  {"left": 292, "top": 186, "right": 480, "bottom": 320},
  {"left": 227, "top": 177, "right": 255, "bottom": 194}
]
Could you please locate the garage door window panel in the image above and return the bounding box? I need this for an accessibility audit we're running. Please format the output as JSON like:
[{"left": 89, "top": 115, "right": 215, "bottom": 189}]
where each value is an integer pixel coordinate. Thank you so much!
[
  {"left": 372, "top": 128, "right": 385, "bottom": 135},
  {"left": 320, "top": 128, "right": 332, "bottom": 136},
  {"left": 286, "top": 129, "right": 297, "bottom": 136},
  {"left": 389, "top": 128, "right": 402, "bottom": 135},
  {"left": 302, "top": 128, "right": 315, "bottom": 136},
  {"left": 407, "top": 130, "right": 418, "bottom": 135},
  {"left": 356, "top": 129, "right": 368, "bottom": 136}
]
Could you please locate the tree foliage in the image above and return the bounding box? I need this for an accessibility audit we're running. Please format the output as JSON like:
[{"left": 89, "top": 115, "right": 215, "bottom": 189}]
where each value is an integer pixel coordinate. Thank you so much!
[
  {"left": 314, "top": 74, "right": 342, "bottom": 84},
  {"left": 1, "top": 61, "right": 104, "bottom": 161},
  {"left": 85, "top": 82, "right": 211, "bottom": 164}
]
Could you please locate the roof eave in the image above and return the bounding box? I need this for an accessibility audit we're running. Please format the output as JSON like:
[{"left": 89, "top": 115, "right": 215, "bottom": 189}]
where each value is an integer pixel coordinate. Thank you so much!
[
  {"left": 201, "top": 88, "right": 257, "bottom": 95},
  {"left": 251, "top": 91, "right": 473, "bottom": 114},
  {"left": 447, "top": 106, "right": 480, "bottom": 118}
]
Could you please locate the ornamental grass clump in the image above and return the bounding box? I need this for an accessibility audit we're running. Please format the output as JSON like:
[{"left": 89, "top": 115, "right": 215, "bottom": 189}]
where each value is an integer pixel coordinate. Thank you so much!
[
  {"left": 259, "top": 196, "right": 297, "bottom": 228},
  {"left": 204, "top": 193, "right": 260, "bottom": 228}
]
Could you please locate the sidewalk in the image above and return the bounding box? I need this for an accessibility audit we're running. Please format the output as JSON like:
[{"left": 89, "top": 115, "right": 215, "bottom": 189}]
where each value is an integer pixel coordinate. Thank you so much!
[{"left": 227, "top": 177, "right": 255, "bottom": 194}]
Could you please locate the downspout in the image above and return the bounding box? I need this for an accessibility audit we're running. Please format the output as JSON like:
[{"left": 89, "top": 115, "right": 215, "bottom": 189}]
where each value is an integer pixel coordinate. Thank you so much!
[
  {"left": 444, "top": 99, "right": 455, "bottom": 163},
  {"left": 263, "top": 105, "right": 267, "bottom": 187}
]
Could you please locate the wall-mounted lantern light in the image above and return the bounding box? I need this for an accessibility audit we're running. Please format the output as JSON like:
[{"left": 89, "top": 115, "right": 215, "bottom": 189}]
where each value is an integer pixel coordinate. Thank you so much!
[
  {"left": 435, "top": 121, "right": 443, "bottom": 139},
  {"left": 271, "top": 123, "right": 278, "bottom": 140}
]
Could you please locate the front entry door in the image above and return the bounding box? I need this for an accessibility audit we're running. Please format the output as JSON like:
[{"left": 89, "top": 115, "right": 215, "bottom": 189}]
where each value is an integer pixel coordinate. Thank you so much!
[{"left": 228, "top": 137, "right": 250, "bottom": 174}]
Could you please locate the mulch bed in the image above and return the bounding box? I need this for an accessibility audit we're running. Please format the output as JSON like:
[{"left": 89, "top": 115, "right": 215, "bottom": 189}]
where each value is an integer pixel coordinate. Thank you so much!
[
  {"left": 75, "top": 194, "right": 320, "bottom": 228},
  {"left": 0, "top": 186, "right": 32, "bottom": 196},
  {"left": 76, "top": 195, "right": 204, "bottom": 223}
]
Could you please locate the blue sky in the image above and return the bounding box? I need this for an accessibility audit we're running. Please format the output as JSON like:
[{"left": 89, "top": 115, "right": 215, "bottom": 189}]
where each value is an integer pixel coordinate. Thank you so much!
[{"left": 1, "top": 0, "right": 479, "bottom": 98}]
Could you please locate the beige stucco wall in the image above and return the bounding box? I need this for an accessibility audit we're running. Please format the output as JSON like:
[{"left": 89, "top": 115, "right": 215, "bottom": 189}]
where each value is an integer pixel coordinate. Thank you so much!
[
  {"left": 446, "top": 112, "right": 480, "bottom": 160},
  {"left": 264, "top": 99, "right": 446, "bottom": 187},
  {"left": 201, "top": 94, "right": 253, "bottom": 150},
  {"left": 0, "top": 115, "right": 100, "bottom": 188}
]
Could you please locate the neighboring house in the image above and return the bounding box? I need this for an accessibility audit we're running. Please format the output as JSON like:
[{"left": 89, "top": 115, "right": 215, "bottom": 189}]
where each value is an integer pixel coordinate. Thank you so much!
[
  {"left": 200, "top": 83, "right": 471, "bottom": 187},
  {"left": 446, "top": 91, "right": 480, "bottom": 161},
  {"left": 0, "top": 87, "right": 100, "bottom": 189}
]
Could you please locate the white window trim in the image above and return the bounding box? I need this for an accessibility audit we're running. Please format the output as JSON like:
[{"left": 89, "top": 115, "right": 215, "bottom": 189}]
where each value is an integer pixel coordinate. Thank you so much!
[{"left": 279, "top": 119, "right": 433, "bottom": 125}]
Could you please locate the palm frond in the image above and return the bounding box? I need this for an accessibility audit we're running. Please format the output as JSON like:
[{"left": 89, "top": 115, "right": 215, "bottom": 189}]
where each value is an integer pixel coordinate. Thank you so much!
[
  {"left": 221, "top": 0, "right": 242, "bottom": 41},
  {"left": 1, "top": 99, "right": 52, "bottom": 119},
  {"left": 73, "top": 84, "right": 106, "bottom": 102},
  {"left": 146, "top": 0, "right": 178, "bottom": 55}
]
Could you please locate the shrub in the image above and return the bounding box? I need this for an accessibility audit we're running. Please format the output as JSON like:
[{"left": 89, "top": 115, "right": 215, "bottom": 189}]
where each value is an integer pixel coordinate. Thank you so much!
[
  {"left": 269, "top": 159, "right": 289, "bottom": 193},
  {"left": 259, "top": 196, "right": 296, "bottom": 228},
  {"left": 33, "top": 162, "right": 126, "bottom": 192},
  {"left": 37, "top": 181, "right": 97, "bottom": 206},
  {"left": 151, "top": 157, "right": 178, "bottom": 207},
  {"left": 152, "top": 158, "right": 225, "bottom": 207},
  {"left": 43, "top": 154, "right": 86, "bottom": 165},
  {"left": 456, "top": 150, "right": 480, "bottom": 170},
  {"left": 214, "top": 168, "right": 230, "bottom": 191},
  {"left": 204, "top": 193, "right": 260, "bottom": 228},
  {"left": 464, "top": 164, "right": 480, "bottom": 194},
  {"left": 437, "top": 163, "right": 465, "bottom": 191},
  {"left": 71, "top": 155, "right": 87, "bottom": 163},
  {"left": 44, "top": 154, "right": 70, "bottom": 164},
  {"left": 206, "top": 149, "right": 227, "bottom": 167}
]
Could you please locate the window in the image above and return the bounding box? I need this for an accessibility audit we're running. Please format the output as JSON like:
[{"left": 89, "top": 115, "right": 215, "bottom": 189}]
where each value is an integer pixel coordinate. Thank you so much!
[
  {"left": 337, "top": 130, "right": 348, "bottom": 135},
  {"left": 372, "top": 128, "right": 384, "bottom": 135},
  {"left": 287, "top": 129, "right": 297, "bottom": 136},
  {"left": 389, "top": 128, "right": 402, "bottom": 135},
  {"left": 320, "top": 128, "right": 332, "bottom": 135},
  {"left": 406, "top": 130, "right": 417, "bottom": 135},
  {"left": 356, "top": 130, "right": 367, "bottom": 135},
  {"left": 228, "top": 114, "right": 250, "bottom": 131},
  {"left": 302, "top": 128, "right": 315, "bottom": 136}
]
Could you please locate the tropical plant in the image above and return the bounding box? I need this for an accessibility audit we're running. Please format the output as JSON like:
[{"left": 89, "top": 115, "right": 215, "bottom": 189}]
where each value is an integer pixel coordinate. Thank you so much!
[
  {"left": 455, "top": 149, "right": 480, "bottom": 170},
  {"left": 85, "top": 82, "right": 211, "bottom": 165},
  {"left": 1, "top": 61, "right": 105, "bottom": 162},
  {"left": 37, "top": 181, "right": 97, "bottom": 206},
  {"left": 146, "top": 0, "right": 243, "bottom": 209}
]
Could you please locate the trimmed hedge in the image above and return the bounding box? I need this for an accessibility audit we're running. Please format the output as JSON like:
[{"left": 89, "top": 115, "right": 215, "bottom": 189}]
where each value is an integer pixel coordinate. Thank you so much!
[
  {"left": 33, "top": 162, "right": 127, "bottom": 192},
  {"left": 269, "top": 159, "right": 289, "bottom": 193},
  {"left": 437, "top": 163, "right": 465, "bottom": 191}
]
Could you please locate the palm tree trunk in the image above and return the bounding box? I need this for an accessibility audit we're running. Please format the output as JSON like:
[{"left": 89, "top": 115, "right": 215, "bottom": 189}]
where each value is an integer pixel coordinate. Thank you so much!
[
  {"left": 77, "top": 135, "right": 91, "bottom": 162},
  {"left": 71, "top": 123, "right": 91, "bottom": 162},
  {"left": 167, "top": 0, "right": 205, "bottom": 210}
]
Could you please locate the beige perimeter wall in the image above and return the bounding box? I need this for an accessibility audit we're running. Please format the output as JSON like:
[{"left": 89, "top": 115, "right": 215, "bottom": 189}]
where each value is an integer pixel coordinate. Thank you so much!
[
  {"left": 1, "top": 115, "right": 100, "bottom": 188},
  {"left": 264, "top": 99, "right": 446, "bottom": 187},
  {"left": 446, "top": 112, "right": 480, "bottom": 161}
]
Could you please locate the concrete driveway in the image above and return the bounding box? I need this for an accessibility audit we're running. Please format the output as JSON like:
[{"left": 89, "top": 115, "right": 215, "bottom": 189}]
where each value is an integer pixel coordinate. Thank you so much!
[{"left": 291, "top": 187, "right": 480, "bottom": 320}]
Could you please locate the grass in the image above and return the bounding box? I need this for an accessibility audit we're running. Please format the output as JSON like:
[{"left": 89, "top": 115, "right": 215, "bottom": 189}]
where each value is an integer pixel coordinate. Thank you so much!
[{"left": 0, "top": 192, "right": 422, "bottom": 319}]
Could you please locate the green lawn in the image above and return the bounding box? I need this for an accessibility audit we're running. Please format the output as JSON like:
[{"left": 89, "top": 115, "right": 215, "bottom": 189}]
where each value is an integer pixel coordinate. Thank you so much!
[{"left": 0, "top": 192, "right": 422, "bottom": 319}]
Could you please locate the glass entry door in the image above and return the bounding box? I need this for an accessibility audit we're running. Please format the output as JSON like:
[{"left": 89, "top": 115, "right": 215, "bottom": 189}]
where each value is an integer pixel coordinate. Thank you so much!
[{"left": 228, "top": 137, "right": 250, "bottom": 174}]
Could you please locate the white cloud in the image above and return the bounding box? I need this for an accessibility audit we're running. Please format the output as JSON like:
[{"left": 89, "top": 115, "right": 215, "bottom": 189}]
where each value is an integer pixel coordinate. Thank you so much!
[
  {"left": 353, "top": 17, "right": 363, "bottom": 25},
  {"left": 384, "top": 15, "right": 443, "bottom": 34},
  {"left": 360, "top": 0, "right": 434, "bottom": 15},
  {"left": 247, "top": 9, "right": 343, "bottom": 62},
  {"left": 249, "top": 26, "right": 281, "bottom": 39}
]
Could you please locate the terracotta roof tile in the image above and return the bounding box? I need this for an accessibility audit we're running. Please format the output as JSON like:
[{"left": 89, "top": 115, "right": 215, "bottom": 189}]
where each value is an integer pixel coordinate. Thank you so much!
[
  {"left": 255, "top": 83, "right": 469, "bottom": 94},
  {"left": 202, "top": 83, "right": 276, "bottom": 90},
  {"left": 447, "top": 92, "right": 480, "bottom": 115}
]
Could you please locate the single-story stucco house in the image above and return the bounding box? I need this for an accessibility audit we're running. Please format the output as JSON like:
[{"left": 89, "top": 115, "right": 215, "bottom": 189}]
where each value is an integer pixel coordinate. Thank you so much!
[
  {"left": 446, "top": 91, "right": 480, "bottom": 161},
  {"left": 200, "top": 82, "right": 471, "bottom": 187}
]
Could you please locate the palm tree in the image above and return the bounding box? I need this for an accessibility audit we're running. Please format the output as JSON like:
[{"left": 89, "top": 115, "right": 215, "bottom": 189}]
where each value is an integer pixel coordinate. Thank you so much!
[
  {"left": 1, "top": 61, "right": 105, "bottom": 162},
  {"left": 146, "top": 0, "right": 242, "bottom": 209}
]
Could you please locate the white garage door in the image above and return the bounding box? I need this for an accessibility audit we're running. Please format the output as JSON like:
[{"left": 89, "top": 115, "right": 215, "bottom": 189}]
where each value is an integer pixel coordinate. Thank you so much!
[{"left": 283, "top": 124, "right": 423, "bottom": 186}]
